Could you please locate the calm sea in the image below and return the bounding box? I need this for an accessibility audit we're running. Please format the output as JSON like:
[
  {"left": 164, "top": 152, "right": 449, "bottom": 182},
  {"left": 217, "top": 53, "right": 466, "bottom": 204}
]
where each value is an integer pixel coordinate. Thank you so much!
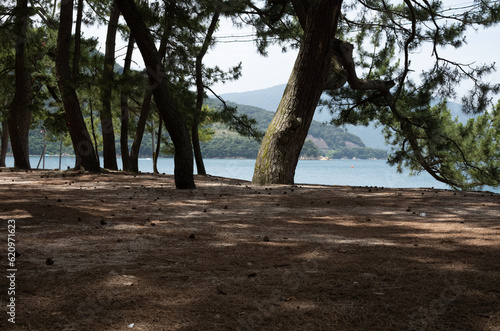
[{"left": 4, "top": 156, "right": 499, "bottom": 193}]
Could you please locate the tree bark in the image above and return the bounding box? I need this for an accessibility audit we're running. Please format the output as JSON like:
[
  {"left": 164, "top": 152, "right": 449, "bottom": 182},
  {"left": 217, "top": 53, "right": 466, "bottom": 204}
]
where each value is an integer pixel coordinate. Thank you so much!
[
  {"left": 120, "top": 36, "right": 135, "bottom": 171},
  {"left": 193, "top": 10, "right": 220, "bottom": 176},
  {"left": 115, "top": 0, "right": 195, "bottom": 189},
  {"left": 128, "top": 91, "right": 152, "bottom": 173},
  {"left": 100, "top": 3, "right": 120, "bottom": 170},
  {"left": 8, "top": 0, "right": 31, "bottom": 169},
  {"left": 153, "top": 117, "right": 162, "bottom": 174},
  {"left": 191, "top": 122, "right": 205, "bottom": 175},
  {"left": 72, "top": 0, "right": 84, "bottom": 80},
  {"left": 56, "top": 0, "right": 100, "bottom": 172},
  {"left": 0, "top": 120, "right": 8, "bottom": 167},
  {"left": 252, "top": 0, "right": 342, "bottom": 185}
]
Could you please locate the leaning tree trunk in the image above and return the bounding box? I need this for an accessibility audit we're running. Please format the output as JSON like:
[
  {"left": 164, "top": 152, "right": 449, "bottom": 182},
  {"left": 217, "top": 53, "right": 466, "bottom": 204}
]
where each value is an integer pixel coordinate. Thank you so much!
[
  {"left": 115, "top": 0, "right": 195, "bottom": 189},
  {"left": 193, "top": 10, "right": 220, "bottom": 176},
  {"left": 100, "top": 3, "right": 120, "bottom": 170},
  {"left": 127, "top": 19, "right": 169, "bottom": 173},
  {"left": 8, "top": 0, "right": 31, "bottom": 170},
  {"left": 252, "top": 0, "right": 342, "bottom": 185},
  {"left": 128, "top": 91, "right": 152, "bottom": 173},
  {"left": 128, "top": 6, "right": 170, "bottom": 173},
  {"left": 0, "top": 120, "right": 9, "bottom": 167},
  {"left": 120, "top": 36, "right": 135, "bottom": 171},
  {"left": 56, "top": 0, "right": 100, "bottom": 172}
]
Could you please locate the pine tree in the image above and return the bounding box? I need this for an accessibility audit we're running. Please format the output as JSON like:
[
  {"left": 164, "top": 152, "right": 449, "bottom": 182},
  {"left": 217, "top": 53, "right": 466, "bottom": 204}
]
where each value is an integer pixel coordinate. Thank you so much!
[
  {"left": 99, "top": 2, "right": 120, "bottom": 171},
  {"left": 115, "top": 0, "right": 196, "bottom": 189},
  {"left": 245, "top": 0, "right": 500, "bottom": 189},
  {"left": 56, "top": 0, "right": 100, "bottom": 172},
  {"left": 8, "top": 0, "right": 32, "bottom": 169}
]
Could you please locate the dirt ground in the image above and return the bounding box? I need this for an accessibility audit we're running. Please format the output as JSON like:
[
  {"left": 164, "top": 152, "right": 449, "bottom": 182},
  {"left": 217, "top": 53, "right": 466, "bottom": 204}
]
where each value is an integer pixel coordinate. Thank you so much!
[{"left": 0, "top": 168, "right": 499, "bottom": 331}]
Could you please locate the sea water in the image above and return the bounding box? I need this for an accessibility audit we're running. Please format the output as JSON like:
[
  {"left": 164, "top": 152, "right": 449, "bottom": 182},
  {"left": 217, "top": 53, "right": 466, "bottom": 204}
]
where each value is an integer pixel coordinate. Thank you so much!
[{"left": 3, "top": 156, "right": 499, "bottom": 193}]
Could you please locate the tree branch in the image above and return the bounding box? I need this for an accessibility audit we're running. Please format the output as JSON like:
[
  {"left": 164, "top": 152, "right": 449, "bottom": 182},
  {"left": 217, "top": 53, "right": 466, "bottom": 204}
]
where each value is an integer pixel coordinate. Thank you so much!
[
  {"left": 333, "top": 39, "right": 395, "bottom": 93},
  {"left": 204, "top": 85, "right": 263, "bottom": 141},
  {"left": 290, "top": 0, "right": 308, "bottom": 28},
  {"left": 324, "top": 56, "right": 347, "bottom": 90},
  {"left": 393, "top": 0, "right": 417, "bottom": 101}
]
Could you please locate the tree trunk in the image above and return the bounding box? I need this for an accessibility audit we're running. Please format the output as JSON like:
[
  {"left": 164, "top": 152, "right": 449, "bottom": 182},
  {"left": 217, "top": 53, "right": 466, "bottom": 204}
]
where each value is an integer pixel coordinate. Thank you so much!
[
  {"left": 120, "top": 36, "right": 135, "bottom": 171},
  {"left": 8, "top": 0, "right": 31, "bottom": 170},
  {"left": 72, "top": 0, "right": 84, "bottom": 80},
  {"left": 126, "top": 5, "right": 170, "bottom": 174},
  {"left": 70, "top": 0, "right": 84, "bottom": 167},
  {"left": 252, "top": 0, "right": 342, "bottom": 185},
  {"left": 193, "top": 10, "right": 220, "bottom": 176},
  {"left": 191, "top": 123, "right": 205, "bottom": 175},
  {"left": 153, "top": 117, "right": 162, "bottom": 174},
  {"left": 56, "top": 0, "right": 100, "bottom": 172},
  {"left": 126, "top": 13, "right": 170, "bottom": 173},
  {"left": 128, "top": 91, "right": 152, "bottom": 173},
  {"left": 115, "top": 0, "right": 195, "bottom": 189},
  {"left": 89, "top": 100, "right": 100, "bottom": 164},
  {"left": 100, "top": 3, "right": 120, "bottom": 170},
  {"left": 0, "top": 120, "right": 8, "bottom": 167}
]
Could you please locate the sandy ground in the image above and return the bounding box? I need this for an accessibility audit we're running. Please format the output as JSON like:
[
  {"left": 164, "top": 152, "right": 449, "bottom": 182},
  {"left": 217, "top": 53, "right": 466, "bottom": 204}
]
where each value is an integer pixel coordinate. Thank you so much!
[{"left": 0, "top": 168, "right": 499, "bottom": 331}]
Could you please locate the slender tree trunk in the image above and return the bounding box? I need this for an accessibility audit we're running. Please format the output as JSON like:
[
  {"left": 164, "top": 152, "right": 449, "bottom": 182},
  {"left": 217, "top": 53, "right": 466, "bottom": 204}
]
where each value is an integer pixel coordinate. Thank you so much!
[
  {"left": 56, "top": 0, "right": 100, "bottom": 172},
  {"left": 72, "top": 0, "right": 83, "bottom": 81},
  {"left": 193, "top": 10, "right": 220, "bottom": 176},
  {"left": 8, "top": 0, "right": 31, "bottom": 169},
  {"left": 51, "top": 0, "right": 57, "bottom": 20},
  {"left": 58, "top": 135, "right": 63, "bottom": 170},
  {"left": 116, "top": 0, "right": 195, "bottom": 189},
  {"left": 126, "top": 7, "right": 169, "bottom": 173},
  {"left": 252, "top": 0, "right": 342, "bottom": 185},
  {"left": 153, "top": 116, "right": 162, "bottom": 174},
  {"left": 89, "top": 100, "right": 100, "bottom": 164},
  {"left": 191, "top": 123, "right": 205, "bottom": 175},
  {"left": 69, "top": 0, "right": 85, "bottom": 168},
  {"left": 100, "top": 3, "right": 120, "bottom": 170},
  {"left": 0, "top": 120, "right": 8, "bottom": 167},
  {"left": 128, "top": 91, "right": 152, "bottom": 173},
  {"left": 120, "top": 36, "right": 135, "bottom": 171}
]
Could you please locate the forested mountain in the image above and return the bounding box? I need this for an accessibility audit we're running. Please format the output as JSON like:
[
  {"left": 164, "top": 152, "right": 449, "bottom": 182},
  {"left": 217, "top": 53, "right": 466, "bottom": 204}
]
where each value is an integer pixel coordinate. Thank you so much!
[
  {"left": 202, "top": 98, "right": 387, "bottom": 159},
  {"left": 16, "top": 98, "right": 376, "bottom": 160},
  {"left": 220, "top": 84, "right": 470, "bottom": 150},
  {"left": 6, "top": 98, "right": 383, "bottom": 161},
  {"left": 10, "top": 129, "right": 158, "bottom": 160},
  {"left": 220, "top": 84, "right": 388, "bottom": 149},
  {"left": 2, "top": 88, "right": 473, "bottom": 162}
]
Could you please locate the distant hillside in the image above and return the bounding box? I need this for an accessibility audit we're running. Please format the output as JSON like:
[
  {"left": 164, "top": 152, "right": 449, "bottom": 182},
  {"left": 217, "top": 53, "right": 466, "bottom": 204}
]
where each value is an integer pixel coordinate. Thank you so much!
[
  {"left": 21, "top": 128, "right": 156, "bottom": 159},
  {"left": 205, "top": 98, "right": 363, "bottom": 146},
  {"left": 220, "top": 84, "right": 469, "bottom": 150},
  {"left": 219, "top": 84, "right": 285, "bottom": 112},
  {"left": 204, "top": 98, "right": 387, "bottom": 160},
  {"left": 220, "top": 84, "right": 388, "bottom": 149}
]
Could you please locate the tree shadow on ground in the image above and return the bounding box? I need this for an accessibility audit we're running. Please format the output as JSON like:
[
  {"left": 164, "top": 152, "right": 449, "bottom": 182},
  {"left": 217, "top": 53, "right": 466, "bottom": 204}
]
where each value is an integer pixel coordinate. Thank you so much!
[{"left": 0, "top": 170, "right": 499, "bottom": 330}]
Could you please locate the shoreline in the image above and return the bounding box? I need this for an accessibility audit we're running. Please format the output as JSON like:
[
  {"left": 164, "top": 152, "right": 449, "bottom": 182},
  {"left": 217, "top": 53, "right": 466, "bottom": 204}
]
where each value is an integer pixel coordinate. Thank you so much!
[
  {"left": 1, "top": 166, "right": 499, "bottom": 195},
  {"left": 5, "top": 154, "right": 387, "bottom": 160},
  {"left": 3, "top": 156, "right": 499, "bottom": 193}
]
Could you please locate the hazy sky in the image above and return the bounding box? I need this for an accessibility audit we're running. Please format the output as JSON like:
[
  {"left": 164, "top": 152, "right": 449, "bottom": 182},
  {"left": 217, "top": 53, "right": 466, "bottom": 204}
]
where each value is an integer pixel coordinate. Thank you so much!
[
  {"left": 204, "top": 18, "right": 500, "bottom": 100},
  {"left": 203, "top": 18, "right": 297, "bottom": 94},
  {"left": 85, "top": 3, "right": 500, "bottom": 102}
]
